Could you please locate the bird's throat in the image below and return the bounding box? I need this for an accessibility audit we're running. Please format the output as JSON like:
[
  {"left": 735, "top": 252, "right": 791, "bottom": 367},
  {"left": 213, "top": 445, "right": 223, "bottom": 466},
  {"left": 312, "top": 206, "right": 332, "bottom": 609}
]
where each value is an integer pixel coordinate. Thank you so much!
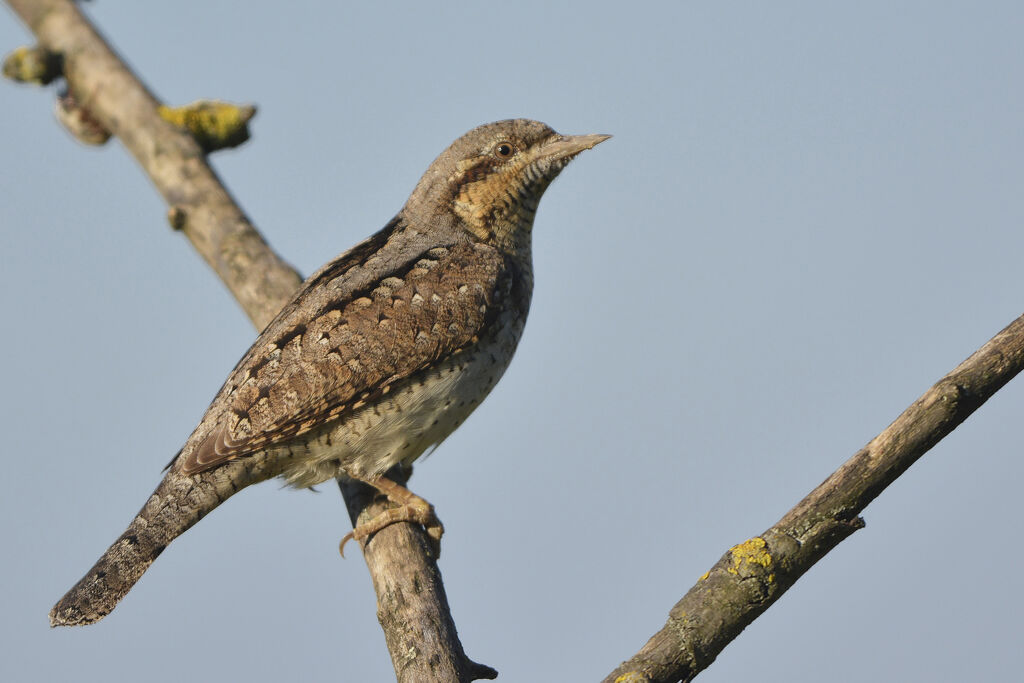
[{"left": 453, "top": 173, "right": 546, "bottom": 255}]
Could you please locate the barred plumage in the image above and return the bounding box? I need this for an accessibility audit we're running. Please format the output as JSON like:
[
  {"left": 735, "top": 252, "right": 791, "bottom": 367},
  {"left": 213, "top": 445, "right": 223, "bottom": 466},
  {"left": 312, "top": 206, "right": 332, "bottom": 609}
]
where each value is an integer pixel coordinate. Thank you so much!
[{"left": 50, "top": 119, "right": 609, "bottom": 626}]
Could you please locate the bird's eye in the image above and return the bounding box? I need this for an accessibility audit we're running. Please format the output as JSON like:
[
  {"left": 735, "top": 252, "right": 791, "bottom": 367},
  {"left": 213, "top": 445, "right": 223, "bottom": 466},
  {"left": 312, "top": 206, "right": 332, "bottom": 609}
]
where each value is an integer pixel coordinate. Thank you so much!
[{"left": 494, "top": 142, "right": 515, "bottom": 159}]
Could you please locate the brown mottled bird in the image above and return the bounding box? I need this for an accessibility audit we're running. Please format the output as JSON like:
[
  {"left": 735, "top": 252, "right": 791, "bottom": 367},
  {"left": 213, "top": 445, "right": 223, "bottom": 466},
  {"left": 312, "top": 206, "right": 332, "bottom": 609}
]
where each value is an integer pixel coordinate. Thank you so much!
[{"left": 50, "top": 119, "right": 609, "bottom": 626}]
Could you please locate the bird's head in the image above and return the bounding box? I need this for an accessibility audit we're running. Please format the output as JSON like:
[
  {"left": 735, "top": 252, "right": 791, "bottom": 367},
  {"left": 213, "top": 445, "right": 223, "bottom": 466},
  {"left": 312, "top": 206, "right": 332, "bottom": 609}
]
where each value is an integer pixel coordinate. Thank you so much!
[{"left": 403, "top": 119, "right": 610, "bottom": 253}]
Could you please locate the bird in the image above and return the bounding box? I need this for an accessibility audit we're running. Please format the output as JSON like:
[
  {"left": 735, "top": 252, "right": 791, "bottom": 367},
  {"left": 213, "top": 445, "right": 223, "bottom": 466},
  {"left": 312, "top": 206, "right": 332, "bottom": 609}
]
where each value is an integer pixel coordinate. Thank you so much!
[{"left": 50, "top": 118, "right": 609, "bottom": 626}]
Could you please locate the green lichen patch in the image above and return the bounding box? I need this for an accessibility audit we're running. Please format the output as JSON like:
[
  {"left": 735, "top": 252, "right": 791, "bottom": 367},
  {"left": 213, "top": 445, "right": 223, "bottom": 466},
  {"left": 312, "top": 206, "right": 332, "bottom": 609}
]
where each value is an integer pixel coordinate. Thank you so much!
[
  {"left": 2, "top": 46, "right": 63, "bottom": 85},
  {"left": 158, "top": 100, "right": 257, "bottom": 152}
]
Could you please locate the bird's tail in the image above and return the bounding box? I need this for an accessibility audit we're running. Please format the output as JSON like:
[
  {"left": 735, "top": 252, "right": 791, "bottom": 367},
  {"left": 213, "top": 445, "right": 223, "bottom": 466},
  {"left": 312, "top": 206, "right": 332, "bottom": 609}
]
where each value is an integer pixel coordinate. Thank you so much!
[{"left": 49, "top": 460, "right": 260, "bottom": 626}]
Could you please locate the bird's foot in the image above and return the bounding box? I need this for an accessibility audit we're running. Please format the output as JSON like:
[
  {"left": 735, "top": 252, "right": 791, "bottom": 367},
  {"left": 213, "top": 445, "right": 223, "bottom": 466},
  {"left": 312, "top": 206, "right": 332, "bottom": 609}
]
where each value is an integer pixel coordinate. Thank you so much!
[{"left": 339, "top": 475, "right": 444, "bottom": 557}]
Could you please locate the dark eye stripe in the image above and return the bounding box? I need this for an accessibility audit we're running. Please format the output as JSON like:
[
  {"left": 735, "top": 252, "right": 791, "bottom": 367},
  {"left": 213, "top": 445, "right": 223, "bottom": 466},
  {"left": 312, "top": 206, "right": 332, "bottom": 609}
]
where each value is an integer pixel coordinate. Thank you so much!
[{"left": 456, "top": 157, "right": 499, "bottom": 187}]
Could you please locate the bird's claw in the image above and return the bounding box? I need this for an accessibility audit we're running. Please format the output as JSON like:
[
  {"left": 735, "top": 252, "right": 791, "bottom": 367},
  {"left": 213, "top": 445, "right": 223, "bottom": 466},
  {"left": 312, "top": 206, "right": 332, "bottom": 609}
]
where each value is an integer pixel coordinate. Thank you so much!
[{"left": 339, "top": 503, "right": 444, "bottom": 558}]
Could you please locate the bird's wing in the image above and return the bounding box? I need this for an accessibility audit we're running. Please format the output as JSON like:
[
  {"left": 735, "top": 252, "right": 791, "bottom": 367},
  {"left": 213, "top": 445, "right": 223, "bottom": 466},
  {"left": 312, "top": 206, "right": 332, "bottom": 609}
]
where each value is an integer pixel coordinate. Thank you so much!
[{"left": 180, "top": 228, "right": 509, "bottom": 474}]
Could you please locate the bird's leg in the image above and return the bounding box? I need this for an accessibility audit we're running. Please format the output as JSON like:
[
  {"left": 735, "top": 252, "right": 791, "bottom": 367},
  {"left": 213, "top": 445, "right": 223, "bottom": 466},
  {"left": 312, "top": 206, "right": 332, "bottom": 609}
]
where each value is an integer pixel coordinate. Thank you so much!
[{"left": 339, "top": 474, "right": 444, "bottom": 557}]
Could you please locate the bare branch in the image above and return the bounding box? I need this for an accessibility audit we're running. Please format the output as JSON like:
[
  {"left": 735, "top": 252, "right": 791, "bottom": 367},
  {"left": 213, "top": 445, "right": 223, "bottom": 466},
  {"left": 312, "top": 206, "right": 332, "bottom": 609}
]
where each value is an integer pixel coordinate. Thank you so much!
[
  {"left": 5, "top": 1, "right": 484, "bottom": 678},
  {"left": 603, "top": 313, "right": 1024, "bottom": 682},
  {"left": 341, "top": 474, "right": 497, "bottom": 682}
]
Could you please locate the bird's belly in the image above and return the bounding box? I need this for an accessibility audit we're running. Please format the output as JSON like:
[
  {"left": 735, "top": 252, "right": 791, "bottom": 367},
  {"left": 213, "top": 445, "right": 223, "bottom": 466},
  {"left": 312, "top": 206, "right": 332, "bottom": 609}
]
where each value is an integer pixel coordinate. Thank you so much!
[{"left": 280, "top": 322, "right": 521, "bottom": 487}]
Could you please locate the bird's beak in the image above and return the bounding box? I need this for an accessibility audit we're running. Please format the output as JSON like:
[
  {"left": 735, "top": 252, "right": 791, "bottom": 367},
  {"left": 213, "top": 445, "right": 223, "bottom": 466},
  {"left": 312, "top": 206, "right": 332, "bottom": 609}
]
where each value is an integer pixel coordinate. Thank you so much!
[{"left": 542, "top": 133, "right": 612, "bottom": 161}]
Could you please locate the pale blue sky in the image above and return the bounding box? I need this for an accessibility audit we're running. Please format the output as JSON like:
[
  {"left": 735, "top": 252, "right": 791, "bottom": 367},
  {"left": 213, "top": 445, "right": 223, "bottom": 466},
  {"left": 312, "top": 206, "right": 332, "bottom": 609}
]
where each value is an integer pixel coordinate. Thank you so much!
[{"left": 3, "top": 2, "right": 1023, "bottom": 681}]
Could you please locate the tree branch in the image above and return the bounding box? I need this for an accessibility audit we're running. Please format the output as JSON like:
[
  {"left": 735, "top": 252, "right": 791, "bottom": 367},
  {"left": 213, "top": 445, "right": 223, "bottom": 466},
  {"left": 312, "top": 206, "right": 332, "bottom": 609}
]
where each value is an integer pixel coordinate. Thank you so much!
[
  {"left": 4, "top": 1, "right": 488, "bottom": 679},
  {"left": 340, "top": 473, "right": 497, "bottom": 682},
  {"left": 602, "top": 312, "right": 1024, "bottom": 682}
]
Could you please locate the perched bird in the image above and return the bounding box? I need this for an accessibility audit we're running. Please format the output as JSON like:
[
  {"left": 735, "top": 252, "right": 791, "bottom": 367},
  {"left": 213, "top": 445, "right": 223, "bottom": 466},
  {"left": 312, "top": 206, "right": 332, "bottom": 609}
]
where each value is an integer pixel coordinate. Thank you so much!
[{"left": 50, "top": 119, "right": 609, "bottom": 626}]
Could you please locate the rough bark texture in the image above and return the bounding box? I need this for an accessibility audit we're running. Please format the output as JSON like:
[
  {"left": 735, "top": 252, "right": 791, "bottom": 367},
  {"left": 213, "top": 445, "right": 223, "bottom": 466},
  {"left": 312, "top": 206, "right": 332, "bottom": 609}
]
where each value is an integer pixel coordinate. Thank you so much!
[
  {"left": 7, "top": 0, "right": 486, "bottom": 679},
  {"left": 602, "top": 313, "right": 1024, "bottom": 683},
  {"left": 341, "top": 474, "right": 497, "bottom": 682}
]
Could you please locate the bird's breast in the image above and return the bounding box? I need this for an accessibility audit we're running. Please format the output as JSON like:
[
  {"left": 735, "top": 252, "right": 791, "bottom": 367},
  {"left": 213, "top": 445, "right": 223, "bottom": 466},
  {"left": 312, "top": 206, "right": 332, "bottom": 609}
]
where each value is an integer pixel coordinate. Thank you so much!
[{"left": 279, "top": 308, "right": 526, "bottom": 488}]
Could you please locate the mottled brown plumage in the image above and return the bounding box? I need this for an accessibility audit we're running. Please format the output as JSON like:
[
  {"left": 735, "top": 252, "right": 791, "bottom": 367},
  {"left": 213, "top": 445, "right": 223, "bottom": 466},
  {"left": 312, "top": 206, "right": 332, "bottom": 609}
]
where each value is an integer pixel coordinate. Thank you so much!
[{"left": 50, "top": 119, "right": 608, "bottom": 626}]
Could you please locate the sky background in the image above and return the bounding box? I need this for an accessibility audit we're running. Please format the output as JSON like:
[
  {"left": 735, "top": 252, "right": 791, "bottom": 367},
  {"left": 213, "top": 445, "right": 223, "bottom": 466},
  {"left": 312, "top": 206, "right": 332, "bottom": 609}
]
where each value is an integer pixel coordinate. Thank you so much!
[{"left": 2, "top": 2, "right": 1023, "bottom": 681}]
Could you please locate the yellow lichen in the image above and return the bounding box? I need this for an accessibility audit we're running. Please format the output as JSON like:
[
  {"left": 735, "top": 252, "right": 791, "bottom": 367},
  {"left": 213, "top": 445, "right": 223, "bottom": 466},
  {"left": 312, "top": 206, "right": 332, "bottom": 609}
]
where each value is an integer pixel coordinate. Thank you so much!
[
  {"left": 2, "top": 46, "right": 62, "bottom": 85},
  {"left": 614, "top": 673, "right": 650, "bottom": 683},
  {"left": 699, "top": 570, "right": 710, "bottom": 581},
  {"left": 727, "top": 537, "right": 775, "bottom": 584},
  {"left": 158, "top": 100, "right": 256, "bottom": 152}
]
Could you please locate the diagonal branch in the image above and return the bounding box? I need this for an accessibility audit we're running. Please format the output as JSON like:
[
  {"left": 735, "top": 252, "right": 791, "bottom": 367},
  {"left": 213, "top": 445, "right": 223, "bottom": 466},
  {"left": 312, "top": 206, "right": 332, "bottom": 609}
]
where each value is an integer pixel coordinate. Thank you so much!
[
  {"left": 5, "top": 1, "right": 490, "bottom": 680},
  {"left": 602, "top": 312, "right": 1024, "bottom": 682}
]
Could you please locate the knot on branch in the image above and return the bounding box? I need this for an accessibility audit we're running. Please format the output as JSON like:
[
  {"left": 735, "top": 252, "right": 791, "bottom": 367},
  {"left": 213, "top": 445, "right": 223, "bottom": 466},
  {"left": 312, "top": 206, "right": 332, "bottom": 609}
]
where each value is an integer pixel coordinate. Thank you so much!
[
  {"left": 158, "top": 100, "right": 256, "bottom": 152},
  {"left": 2, "top": 45, "right": 63, "bottom": 85},
  {"left": 466, "top": 660, "right": 499, "bottom": 680},
  {"left": 167, "top": 206, "right": 187, "bottom": 231},
  {"left": 727, "top": 537, "right": 775, "bottom": 586},
  {"left": 56, "top": 89, "right": 111, "bottom": 145}
]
